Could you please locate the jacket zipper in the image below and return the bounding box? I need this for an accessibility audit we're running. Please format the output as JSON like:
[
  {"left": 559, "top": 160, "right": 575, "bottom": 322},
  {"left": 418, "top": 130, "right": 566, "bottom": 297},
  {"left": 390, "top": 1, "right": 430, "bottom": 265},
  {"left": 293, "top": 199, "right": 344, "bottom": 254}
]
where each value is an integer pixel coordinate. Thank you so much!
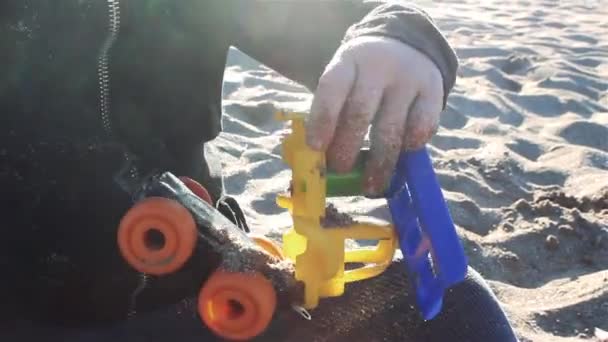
[
  {"left": 98, "top": 0, "right": 140, "bottom": 182},
  {"left": 99, "top": 0, "right": 148, "bottom": 318}
]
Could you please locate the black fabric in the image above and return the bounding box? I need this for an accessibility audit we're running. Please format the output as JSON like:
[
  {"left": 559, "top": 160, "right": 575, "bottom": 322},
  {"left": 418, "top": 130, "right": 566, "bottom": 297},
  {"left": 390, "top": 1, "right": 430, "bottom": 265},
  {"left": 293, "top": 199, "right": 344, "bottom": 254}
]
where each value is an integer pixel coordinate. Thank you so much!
[
  {"left": 216, "top": 195, "right": 251, "bottom": 233},
  {"left": 0, "top": 266, "right": 518, "bottom": 342}
]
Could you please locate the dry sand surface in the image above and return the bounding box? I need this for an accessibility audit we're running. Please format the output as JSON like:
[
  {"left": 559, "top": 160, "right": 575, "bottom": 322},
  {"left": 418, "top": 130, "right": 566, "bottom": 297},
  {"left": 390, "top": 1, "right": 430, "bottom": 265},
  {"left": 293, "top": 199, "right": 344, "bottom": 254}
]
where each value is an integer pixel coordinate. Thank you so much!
[{"left": 210, "top": 1, "right": 608, "bottom": 341}]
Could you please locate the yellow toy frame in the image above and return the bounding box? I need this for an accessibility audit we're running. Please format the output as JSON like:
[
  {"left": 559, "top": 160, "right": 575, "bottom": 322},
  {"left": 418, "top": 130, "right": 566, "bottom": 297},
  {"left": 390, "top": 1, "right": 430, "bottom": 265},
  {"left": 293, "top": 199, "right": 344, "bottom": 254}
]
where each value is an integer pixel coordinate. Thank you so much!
[{"left": 275, "top": 110, "right": 398, "bottom": 310}]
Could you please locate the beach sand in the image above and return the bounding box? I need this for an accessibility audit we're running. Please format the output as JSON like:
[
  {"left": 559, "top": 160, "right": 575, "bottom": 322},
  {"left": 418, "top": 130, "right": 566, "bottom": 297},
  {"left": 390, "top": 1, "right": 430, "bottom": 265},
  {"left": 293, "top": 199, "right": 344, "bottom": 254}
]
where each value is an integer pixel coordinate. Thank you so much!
[{"left": 213, "top": 1, "right": 608, "bottom": 340}]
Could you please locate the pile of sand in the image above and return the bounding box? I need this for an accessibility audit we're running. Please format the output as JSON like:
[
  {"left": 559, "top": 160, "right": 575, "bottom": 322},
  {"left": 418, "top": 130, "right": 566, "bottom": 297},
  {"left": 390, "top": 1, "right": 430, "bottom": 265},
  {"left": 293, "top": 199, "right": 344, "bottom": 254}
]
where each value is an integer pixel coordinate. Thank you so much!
[{"left": 213, "top": 1, "right": 607, "bottom": 340}]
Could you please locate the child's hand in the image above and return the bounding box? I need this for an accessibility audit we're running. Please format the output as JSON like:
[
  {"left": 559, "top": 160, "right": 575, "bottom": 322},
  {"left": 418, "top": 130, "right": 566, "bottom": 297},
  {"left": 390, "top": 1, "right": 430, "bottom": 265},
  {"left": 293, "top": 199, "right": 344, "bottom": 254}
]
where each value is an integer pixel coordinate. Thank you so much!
[{"left": 306, "top": 36, "right": 444, "bottom": 197}]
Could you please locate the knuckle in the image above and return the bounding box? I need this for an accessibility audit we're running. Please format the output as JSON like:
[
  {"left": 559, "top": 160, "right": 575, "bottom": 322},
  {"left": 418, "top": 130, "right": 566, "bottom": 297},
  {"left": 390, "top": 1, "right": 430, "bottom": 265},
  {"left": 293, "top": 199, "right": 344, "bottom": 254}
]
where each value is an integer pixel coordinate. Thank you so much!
[
  {"left": 339, "top": 115, "right": 369, "bottom": 143},
  {"left": 346, "top": 88, "right": 382, "bottom": 118},
  {"left": 405, "top": 121, "right": 437, "bottom": 149},
  {"left": 346, "top": 96, "right": 369, "bottom": 115},
  {"left": 314, "top": 113, "right": 336, "bottom": 132},
  {"left": 376, "top": 119, "right": 405, "bottom": 142},
  {"left": 411, "top": 95, "right": 442, "bottom": 121},
  {"left": 327, "top": 141, "right": 358, "bottom": 173},
  {"left": 311, "top": 100, "right": 333, "bottom": 121},
  {"left": 350, "top": 111, "right": 371, "bottom": 129},
  {"left": 410, "top": 102, "right": 431, "bottom": 119},
  {"left": 371, "top": 126, "right": 403, "bottom": 157},
  {"left": 344, "top": 107, "right": 374, "bottom": 133}
]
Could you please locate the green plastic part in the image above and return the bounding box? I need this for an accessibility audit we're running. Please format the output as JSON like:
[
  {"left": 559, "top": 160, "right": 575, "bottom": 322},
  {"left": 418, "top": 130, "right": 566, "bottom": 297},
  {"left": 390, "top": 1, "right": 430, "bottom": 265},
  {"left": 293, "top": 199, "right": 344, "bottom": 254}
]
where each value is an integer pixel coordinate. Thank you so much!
[
  {"left": 326, "top": 171, "right": 363, "bottom": 197},
  {"left": 325, "top": 149, "right": 369, "bottom": 197}
]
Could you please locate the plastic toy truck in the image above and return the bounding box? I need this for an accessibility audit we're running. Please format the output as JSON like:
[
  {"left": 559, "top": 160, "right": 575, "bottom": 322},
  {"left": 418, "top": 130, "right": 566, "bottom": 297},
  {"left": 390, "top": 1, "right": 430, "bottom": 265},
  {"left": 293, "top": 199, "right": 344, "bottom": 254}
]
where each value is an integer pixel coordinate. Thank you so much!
[{"left": 274, "top": 110, "right": 468, "bottom": 320}]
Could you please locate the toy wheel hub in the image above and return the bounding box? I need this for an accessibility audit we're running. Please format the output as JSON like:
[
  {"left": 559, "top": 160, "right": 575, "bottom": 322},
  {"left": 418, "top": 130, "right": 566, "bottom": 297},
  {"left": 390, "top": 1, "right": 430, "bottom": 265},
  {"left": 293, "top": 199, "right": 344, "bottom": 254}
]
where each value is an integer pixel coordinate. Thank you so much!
[
  {"left": 207, "top": 289, "right": 257, "bottom": 333},
  {"left": 117, "top": 197, "right": 197, "bottom": 275},
  {"left": 130, "top": 217, "right": 179, "bottom": 264},
  {"left": 144, "top": 228, "right": 166, "bottom": 251},
  {"left": 199, "top": 270, "right": 276, "bottom": 340}
]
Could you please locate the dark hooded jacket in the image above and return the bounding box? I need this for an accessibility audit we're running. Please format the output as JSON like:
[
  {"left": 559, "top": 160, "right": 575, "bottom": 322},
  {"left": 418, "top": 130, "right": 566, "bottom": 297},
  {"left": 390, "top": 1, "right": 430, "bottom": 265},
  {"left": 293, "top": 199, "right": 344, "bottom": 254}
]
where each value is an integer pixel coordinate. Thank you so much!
[{"left": 0, "top": 0, "right": 459, "bottom": 329}]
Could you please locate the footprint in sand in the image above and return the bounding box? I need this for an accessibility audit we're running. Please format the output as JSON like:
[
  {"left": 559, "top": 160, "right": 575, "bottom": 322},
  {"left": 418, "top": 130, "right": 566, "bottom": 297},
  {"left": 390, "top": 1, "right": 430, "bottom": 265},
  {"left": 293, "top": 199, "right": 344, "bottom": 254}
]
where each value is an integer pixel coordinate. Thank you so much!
[
  {"left": 501, "top": 55, "right": 534, "bottom": 75},
  {"left": 525, "top": 168, "right": 567, "bottom": 187},
  {"left": 535, "top": 295, "right": 608, "bottom": 339},
  {"left": 439, "top": 105, "right": 469, "bottom": 129},
  {"left": 223, "top": 171, "right": 248, "bottom": 195},
  {"left": 488, "top": 224, "right": 605, "bottom": 289},
  {"left": 571, "top": 57, "right": 604, "bottom": 69},
  {"left": 487, "top": 54, "right": 533, "bottom": 76},
  {"left": 564, "top": 33, "right": 599, "bottom": 45},
  {"left": 538, "top": 76, "right": 600, "bottom": 100},
  {"left": 223, "top": 101, "right": 279, "bottom": 129},
  {"left": 431, "top": 133, "right": 482, "bottom": 151},
  {"left": 539, "top": 147, "right": 608, "bottom": 171},
  {"left": 505, "top": 94, "right": 599, "bottom": 117},
  {"left": 222, "top": 115, "right": 268, "bottom": 138},
  {"left": 436, "top": 170, "right": 522, "bottom": 208},
  {"left": 465, "top": 120, "right": 512, "bottom": 136},
  {"left": 586, "top": 150, "right": 608, "bottom": 170},
  {"left": 249, "top": 159, "right": 286, "bottom": 181},
  {"left": 557, "top": 120, "right": 608, "bottom": 152},
  {"left": 486, "top": 68, "right": 523, "bottom": 92},
  {"left": 498, "top": 108, "right": 525, "bottom": 127},
  {"left": 222, "top": 79, "right": 241, "bottom": 97},
  {"left": 242, "top": 75, "right": 308, "bottom": 95},
  {"left": 250, "top": 193, "right": 285, "bottom": 215},
  {"left": 506, "top": 138, "right": 544, "bottom": 161},
  {"left": 241, "top": 148, "right": 274, "bottom": 163},
  {"left": 455, "top": 46, "right": 511, "bottom": 59},
  {"left": 446, "top": 197, "right": 498, "bottom": 236},
  {"left": 224, "top": 159, "right": 286, "bottom": 196},
  {"left": 545, "top": 21, "right": 567, "bottom": 29},
  {"left": 449, "top": 94, "right": 503, "bottom": 118},
  {"left": 513, "top": 14, "right": 543, "bottom": 23}
]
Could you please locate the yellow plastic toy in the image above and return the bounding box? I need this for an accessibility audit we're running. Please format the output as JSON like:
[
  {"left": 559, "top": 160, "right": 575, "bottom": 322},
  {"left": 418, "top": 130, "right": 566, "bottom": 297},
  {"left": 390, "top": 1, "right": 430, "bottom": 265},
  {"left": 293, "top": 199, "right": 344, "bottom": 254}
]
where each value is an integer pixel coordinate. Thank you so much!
[{"left": 275, "top": 110, "right": 398, "bottom": 309}]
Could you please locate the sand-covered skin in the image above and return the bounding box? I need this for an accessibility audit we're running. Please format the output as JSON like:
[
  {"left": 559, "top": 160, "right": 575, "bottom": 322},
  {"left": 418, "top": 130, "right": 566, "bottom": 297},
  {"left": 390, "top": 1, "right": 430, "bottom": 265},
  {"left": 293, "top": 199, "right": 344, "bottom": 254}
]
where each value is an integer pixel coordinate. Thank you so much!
[{"left": 211, "top": 1, "right": 607, "bottom": 341}]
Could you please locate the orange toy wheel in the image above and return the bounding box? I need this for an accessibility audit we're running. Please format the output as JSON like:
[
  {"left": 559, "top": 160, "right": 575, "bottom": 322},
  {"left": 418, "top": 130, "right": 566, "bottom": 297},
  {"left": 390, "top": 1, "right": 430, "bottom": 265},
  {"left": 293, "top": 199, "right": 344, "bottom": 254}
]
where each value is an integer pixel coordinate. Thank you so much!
[
  {"left": 250, "top": 235, "right": 285, "bottom": 260},
  {"left": 179, "top": 176, "right": 213, "bottom": 205},
  {"left": 198, "top": 270, "right": 277, "bottom": 341},
  {"left": 117, "top": 197, "right": 197, "bottom": 276}
]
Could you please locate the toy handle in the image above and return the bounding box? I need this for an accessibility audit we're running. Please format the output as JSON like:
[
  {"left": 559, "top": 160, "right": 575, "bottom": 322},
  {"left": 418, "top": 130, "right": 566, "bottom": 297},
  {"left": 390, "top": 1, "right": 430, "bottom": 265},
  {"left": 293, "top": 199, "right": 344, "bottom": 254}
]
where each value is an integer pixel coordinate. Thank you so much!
[
  {"left": 326, "top": 224, "right": 397, "bottom": 283},
  {"left": 399, "top": 148, "right": 468, "bottom": 282},
  {"left": 387, "top": 148, "right": 468, "bottom": 320}
]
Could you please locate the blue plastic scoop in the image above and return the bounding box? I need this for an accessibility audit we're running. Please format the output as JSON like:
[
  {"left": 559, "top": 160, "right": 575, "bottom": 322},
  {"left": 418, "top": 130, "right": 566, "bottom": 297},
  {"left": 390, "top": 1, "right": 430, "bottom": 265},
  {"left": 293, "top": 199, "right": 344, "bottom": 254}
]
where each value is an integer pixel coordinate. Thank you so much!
[{"left": 385, "top": 147, "right": 468, "bottom": 320}]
